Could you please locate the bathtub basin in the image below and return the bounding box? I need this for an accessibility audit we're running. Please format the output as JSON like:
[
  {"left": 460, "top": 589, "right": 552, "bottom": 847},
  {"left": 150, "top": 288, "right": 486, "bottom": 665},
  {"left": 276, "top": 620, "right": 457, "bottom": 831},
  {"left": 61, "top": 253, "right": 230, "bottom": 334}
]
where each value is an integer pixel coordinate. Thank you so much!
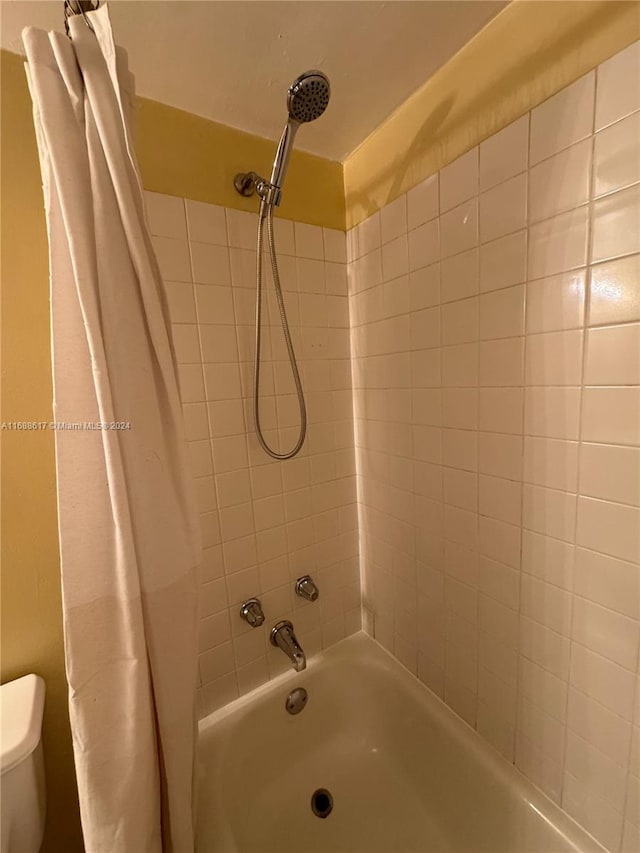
[{"left": 196, "top": 632, "right": 604, "bottom": 853}]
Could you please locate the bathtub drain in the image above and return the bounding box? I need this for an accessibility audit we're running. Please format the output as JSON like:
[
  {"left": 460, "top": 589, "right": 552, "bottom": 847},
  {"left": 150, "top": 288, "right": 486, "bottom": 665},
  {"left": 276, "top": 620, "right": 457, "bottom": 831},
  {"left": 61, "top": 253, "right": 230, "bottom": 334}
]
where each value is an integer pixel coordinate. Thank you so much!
[{"left": 311, "top": 788, "right": 333, "bottom": 819}]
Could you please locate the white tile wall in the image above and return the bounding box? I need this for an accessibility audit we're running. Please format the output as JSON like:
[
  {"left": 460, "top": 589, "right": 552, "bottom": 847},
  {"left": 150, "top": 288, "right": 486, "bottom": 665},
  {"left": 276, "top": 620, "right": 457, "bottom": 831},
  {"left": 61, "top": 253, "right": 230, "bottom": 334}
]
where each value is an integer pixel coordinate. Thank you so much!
[
  {"left": 142, "top": 38, "right": 640, "bottom": 850},
  {"left": 348, "top": 39, "right": 640, "bottom": 853},
  {"left": 146, "top": 192, "right": 359, "bottom": 718}
]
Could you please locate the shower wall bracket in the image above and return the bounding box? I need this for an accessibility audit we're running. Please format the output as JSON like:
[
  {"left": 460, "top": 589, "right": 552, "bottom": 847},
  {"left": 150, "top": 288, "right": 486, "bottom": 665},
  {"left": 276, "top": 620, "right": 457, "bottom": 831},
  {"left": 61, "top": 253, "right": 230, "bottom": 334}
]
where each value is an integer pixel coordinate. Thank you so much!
[{"left": 233, "top": 172, "right": 281, "bottom": 206}]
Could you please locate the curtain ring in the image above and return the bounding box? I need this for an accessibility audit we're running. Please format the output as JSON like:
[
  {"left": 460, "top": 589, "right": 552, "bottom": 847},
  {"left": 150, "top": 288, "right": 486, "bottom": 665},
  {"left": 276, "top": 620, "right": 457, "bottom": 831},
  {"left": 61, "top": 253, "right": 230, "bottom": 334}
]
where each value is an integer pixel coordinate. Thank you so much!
[{"left": 64, "top": 0, "right": 99, "bottom": 36}]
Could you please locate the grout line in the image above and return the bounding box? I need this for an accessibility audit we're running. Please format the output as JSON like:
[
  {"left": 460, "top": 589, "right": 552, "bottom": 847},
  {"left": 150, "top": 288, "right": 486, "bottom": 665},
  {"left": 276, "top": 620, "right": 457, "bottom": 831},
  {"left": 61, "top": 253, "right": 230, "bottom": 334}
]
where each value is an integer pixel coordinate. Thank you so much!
[
  {"left": 558, "top": 64, "right": 599, "bottom": 829},
  {"left": 512, "top": 107, "right": 532, "bottom": 774}
]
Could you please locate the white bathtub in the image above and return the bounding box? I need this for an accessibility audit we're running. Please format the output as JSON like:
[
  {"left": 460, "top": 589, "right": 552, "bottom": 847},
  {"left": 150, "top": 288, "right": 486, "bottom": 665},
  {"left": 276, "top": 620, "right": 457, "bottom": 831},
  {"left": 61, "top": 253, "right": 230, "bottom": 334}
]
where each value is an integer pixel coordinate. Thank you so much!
[{"left": 196, "top": 632, "right": 605, "bottom": 853}]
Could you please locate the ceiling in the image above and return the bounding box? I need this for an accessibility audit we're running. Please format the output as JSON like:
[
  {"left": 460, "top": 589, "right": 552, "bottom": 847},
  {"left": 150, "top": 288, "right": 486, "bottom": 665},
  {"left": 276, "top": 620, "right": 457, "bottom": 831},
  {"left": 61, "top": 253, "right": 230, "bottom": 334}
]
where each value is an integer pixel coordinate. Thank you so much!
[{"left": 1, "top": 0, "right": 506, "bottom": 161}]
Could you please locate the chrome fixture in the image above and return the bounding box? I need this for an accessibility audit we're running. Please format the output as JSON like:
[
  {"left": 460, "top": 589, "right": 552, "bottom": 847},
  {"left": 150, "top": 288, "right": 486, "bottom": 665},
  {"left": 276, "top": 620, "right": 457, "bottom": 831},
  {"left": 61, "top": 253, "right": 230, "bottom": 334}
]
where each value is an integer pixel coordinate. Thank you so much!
[
  {"left": 234, "top": 71, "right": 330, "bottom": 210},
  {"left": 285, "top": 687, "right": 308, "bottom": 715},
  {"left": 270, "top": 620, "right": 306, "bottom": 672},
  {"left": 295, "top": 575, "right": 319, "bottom": 602},
  {"left": 233, "top": 71, "right": 331, "bottom": 461},
  {"left": 239, "top": 598, "right": 265, "bottom": 628}
]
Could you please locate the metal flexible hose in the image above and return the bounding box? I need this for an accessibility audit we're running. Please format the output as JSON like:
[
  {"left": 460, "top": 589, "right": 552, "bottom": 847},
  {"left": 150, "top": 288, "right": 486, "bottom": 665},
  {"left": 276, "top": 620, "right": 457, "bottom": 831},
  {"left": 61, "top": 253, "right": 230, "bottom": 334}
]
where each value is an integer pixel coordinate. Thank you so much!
[{"left": 253, "top": 203, "right": 307, "bottom": 459}]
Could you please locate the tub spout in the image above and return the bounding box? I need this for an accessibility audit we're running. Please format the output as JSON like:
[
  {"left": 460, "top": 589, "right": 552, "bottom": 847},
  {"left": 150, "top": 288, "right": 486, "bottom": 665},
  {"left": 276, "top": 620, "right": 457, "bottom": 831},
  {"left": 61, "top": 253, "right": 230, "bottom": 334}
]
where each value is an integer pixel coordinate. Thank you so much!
[{"left": 270, "top": 620, "right": 306, "bottom": 672}]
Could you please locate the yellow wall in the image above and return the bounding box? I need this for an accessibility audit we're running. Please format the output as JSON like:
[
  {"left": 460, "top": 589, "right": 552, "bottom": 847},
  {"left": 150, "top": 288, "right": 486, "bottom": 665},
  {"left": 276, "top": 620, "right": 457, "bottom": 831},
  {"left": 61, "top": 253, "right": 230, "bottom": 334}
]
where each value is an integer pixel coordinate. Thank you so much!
[
  {"left": 344, "top": 0, "right": 640, "bottom": 228},
  {"left": 135, "top": 98, "right": 345, "bottom": 230},
  {"left": 0, "top": 49, "right": 83, "bottom": 852}
]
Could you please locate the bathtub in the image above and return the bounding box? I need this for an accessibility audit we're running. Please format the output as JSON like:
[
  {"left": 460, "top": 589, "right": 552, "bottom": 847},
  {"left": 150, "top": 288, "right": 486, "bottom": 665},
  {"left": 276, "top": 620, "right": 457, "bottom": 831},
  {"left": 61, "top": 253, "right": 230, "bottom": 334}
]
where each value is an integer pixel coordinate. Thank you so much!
[{"left": 196, "top": 632, "right": 605, "bottom": 853}]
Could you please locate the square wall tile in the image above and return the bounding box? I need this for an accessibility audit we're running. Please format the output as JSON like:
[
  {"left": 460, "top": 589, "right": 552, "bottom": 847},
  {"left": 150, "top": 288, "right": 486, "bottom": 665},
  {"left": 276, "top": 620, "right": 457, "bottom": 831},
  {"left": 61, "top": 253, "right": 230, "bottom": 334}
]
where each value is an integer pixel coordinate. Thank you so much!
[
  {"left": 440, "top": 148, "right": 478, "bottom": 213},
  {"left": 441, "top": 249, "right": 478, "bottom": 303},
  {"left": 596, "top": 40, "right": 640, "bottom": 130},
  {"left": 528, "top": 206, "right": 589, "bottom": 280},
  {"left": 440, "top": 199, "right": 478, "bottom": 259},
  {"left": 145, "top": 191, "right": 187, "bottom": 239},
  {"left": 581, "top": 387, "right": 640, "bottom": 445},
  {"left": 571, "top": 597, "right": 640, "bottom": 671},
  {"left": 479, "top": 432, "right": 523, "bottom": 481},
  {"left": 594, "top": 112, "right": 640, "bottom": 199},
  {"left": 562, "top": 770, "right": 624, "bottom": 852},
  {"left": 186, "top": 199, "right": 227, "bottom": 245},
  {"left": 573, "top": 547, "right": 640, "bottom": 621},
  {"left": 585, "top": 324, "right": 640, "bottom": 386},
  {"left": 191, "top": 242, "right": 231, "bottom": 286},
  {"left": 592, "top": 185, "right": 640, "bottom": 264},
  {"left": 519, "top": 615, "right": 570, "bottom": 680},
  {"left": 522, "top": 531, "right": 574, "bottom": 591},
  {"left": 570, "top": 642, "right": 637, "bottom": 721},
  {"left": 479, "top": 231, "right": 527, "bottom": 293},
  {"left": 226, "top": 209, "right": 257, "bottom": 250},
  {"left": 480, "top": 115, "right": 529, "bottom": 192},
  {"left": 166, "top": 282, "right": 196, "bottom": 324},
  {"left": 381, "top": 235, "right": 409, "bottom": 282},
  {"left": 358, "top": 211, "right": 381, "bottom": 257},
  {"left": 409, "top": 220, "right": 440, "bottom": 271},
  {"left": 520, "top": 575, "right": 572, "bottom": 636},
  {"left": 567, "top": 687, "right": 632, "bottom": 769},
  {"left": 152, "top": 235, "right": 192, "bottom": 282},
  {"left": 409, "top": 263, "right": 440, "bottom": 311},
  {"left": 530, "top": 72, "right": 595, "bottom": 165},
  {"left": 524, "top": 330, "right": 584, "bottom": 386},
  {"left": 480, "top": 173, "right": 527, "bottom": 244},
  {"left": 589, "top": 255, "right": 640, "bottom": 327},
  {"left": 380, "top": 195, "right": 408, "bottom": 245},
  {"left": 442, "top": 343, "right": 478, "bottom": 387},
  {"left": 522, "top": 484, "right": 577, "bottom": 543},
  {"left": 479, "top": 474, "right": 522, "bottom": 526},
  {"left": 526, "top": 271, "right": 586, "bottom": 334},
  {"left": 524, "top": 437, "right": 579, "bottom": 492},
  {"left": 580, "top": 443, "right": 640, "bottom": 507},
  {"left": 273, "top": 218, "right": 295, "bottom": 255},
  {"left": 528, "top": 139, "right": 591, "bottom": 224},
  {"left": 323, "top": 228, "right": 347, "bottom": 263},
  {"left": 479, "top": 285, "right": 525, "bottom": 340},
  {"left": 442, "top": 298, "right": 478, "bottom": 346},
  {"left": 173, "top": 324, "right": 201, "bottom": 364},
  {"left": 479, "top": 339, "right": 524, "bottom": 388},
  {"left": 576, "top": 496, "right": 640, "bottom": 564},
  {"left": 479, "top": 387, "right": 524, "bottom": 433},
  {"left": 407, "top": 174, "right": 439, "bottom": 231},
  {"left": 295, "top": 222, "right": 324, "bottom": 259},
  {"left": 524, "top": 387, "right": 581, "bottom": 440},
  {"left": 518, "top": 655, "right": 568, "bottom": 723}
]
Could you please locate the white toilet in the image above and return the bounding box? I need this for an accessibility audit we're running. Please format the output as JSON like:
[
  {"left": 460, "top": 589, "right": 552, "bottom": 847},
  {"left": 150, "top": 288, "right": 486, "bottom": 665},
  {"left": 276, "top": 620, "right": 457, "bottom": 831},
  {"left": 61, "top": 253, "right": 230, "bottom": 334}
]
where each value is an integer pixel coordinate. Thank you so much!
[{"left": 0, "top": 675, "right": 47, "bottom": 853}]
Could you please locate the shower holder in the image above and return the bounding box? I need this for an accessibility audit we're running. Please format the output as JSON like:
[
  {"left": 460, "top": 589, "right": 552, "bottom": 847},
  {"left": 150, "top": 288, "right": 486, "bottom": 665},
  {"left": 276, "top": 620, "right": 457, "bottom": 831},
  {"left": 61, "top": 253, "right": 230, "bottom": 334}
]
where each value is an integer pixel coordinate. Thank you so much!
[{"left": 233, "top": 172, "right": 281, "bottom": 206}]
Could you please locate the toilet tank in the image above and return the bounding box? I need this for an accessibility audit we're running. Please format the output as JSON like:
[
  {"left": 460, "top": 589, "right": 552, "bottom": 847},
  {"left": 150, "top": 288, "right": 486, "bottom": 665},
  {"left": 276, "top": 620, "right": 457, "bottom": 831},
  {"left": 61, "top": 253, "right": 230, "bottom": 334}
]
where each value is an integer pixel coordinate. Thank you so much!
[{"left": 0, "top": 675, "right": 46, "bottom": 853}]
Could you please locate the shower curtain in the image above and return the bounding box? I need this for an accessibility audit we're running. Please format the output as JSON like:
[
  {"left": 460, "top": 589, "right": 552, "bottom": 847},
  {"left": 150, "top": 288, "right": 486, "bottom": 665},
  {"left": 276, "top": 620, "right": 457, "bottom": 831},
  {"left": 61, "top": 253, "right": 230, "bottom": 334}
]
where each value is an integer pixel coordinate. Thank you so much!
[{"left": 23, "top": 6, "right": 200, "bottom": 851}]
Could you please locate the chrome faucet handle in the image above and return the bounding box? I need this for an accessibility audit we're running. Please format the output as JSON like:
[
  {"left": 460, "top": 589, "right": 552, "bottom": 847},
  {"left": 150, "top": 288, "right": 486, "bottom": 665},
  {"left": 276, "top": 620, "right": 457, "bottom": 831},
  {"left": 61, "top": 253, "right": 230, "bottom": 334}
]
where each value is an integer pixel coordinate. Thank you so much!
[
  {"left": 239, "top": 598, "right": 265, "bottom": 628},
  {"left": 295, "top": 575, "right": 319, "bottom": 602}
]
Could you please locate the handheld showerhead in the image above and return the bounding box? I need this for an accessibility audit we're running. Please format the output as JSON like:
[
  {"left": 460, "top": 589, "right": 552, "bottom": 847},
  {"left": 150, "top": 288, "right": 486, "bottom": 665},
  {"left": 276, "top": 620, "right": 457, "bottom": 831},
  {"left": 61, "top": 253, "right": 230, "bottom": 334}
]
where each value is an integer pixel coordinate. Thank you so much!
[
  {"left": 268, "top": 70, "right": 331, "bottom": 201},
  {"left": 238, "top": 73, "right": 331, "bottom": 461},
  {"left": 287, "top": 70, "right": 331, "bottom": 124}
]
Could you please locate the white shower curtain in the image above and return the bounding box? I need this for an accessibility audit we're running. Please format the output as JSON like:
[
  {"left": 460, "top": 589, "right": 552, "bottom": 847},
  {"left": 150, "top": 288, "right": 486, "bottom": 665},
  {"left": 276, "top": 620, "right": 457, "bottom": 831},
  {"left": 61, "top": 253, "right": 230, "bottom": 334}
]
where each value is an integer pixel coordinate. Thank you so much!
[{"left": 23, "top": 6, "right": 201, "bottom": 851}]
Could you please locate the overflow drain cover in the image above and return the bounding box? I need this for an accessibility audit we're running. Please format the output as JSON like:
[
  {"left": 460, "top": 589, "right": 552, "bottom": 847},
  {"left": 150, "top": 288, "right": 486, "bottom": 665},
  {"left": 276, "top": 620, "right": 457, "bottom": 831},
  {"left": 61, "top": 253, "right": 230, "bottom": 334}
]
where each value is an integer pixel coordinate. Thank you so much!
[
  {"left": 311, "top": 788, "right": 333, "bottom": 819},
  {"left": 285, "top": 687, "right": 308, "bottom": 715}
]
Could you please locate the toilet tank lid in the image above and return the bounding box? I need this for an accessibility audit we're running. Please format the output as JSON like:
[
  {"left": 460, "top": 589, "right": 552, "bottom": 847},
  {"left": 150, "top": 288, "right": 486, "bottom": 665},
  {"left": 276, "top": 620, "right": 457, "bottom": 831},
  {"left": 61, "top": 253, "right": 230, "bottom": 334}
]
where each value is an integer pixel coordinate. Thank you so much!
[{"left": 1, "top": 674, "right": 45, "bottom": 774}]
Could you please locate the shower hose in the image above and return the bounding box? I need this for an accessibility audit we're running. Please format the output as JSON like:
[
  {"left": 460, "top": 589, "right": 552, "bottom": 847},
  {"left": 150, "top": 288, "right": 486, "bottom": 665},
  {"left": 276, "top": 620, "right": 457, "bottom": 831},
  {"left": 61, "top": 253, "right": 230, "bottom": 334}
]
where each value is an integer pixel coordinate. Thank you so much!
[{"left": 253, "top": 202, "right": 307, "bottom": 460}]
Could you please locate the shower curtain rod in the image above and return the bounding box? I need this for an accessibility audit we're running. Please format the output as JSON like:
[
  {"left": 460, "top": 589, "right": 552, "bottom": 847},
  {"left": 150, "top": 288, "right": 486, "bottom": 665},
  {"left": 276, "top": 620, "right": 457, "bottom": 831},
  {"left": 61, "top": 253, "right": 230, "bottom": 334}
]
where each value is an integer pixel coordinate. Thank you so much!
[{"left": 63, "top": 0, "right": 99, "bottom": 35}]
